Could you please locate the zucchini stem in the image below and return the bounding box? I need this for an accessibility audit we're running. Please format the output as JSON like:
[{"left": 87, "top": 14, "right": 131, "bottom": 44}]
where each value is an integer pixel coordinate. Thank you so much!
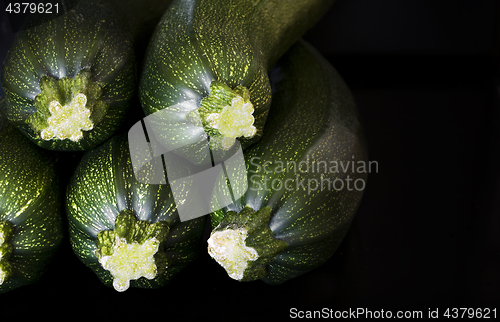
[
  {"left": 28, "top": 69, "right": 107, "bottom": 142},
  {"left": 189, "top": 81, "right": 256, "bottom": 150},
  {"left": 40, "top": 93, "right": 93, "bottom": 141},
  {"left": 207, "top": 228, "right": 259, "bottom": 280},
  {"left": 95, "top": 210, "right": 170, "bottom": 292},
  {"left": 207, "top": 207, "right": 287, "bottom": 281}
]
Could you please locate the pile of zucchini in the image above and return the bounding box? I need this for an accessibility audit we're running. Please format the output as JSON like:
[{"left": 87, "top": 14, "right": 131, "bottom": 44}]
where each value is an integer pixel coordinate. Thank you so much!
[{"left": 0, "top": 0, "right": 367, "bottom": 293}]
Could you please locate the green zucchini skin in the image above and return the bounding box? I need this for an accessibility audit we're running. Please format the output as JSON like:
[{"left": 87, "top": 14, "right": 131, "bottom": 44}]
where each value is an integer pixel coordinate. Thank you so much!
[
  {"left": 0, "top": 97, "right": 63, "bottom": 294},
  {"left": 209, "top": 40, "right": 368, "bottom": 285},
  {"left": 66, "top": 133, "right": 206, "bottom": 290},
  {"left": 139, "top": 0, "right": 335, "bottom": 157},
  {"left": 0, "top": 0, "right": 136, "bottom": 151}
]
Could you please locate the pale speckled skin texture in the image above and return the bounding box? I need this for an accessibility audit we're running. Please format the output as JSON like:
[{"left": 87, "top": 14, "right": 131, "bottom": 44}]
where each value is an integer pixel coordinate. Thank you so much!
[
  {"left": 0, "top": 98, "right": 63, "bottom": 294},
  {"left": 210, "top": 40, "right": 368, "bottom": 285}
]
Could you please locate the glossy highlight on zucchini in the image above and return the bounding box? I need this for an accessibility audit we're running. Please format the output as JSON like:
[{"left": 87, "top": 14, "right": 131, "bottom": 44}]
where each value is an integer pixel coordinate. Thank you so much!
[
  {"left": 139, "top": 0, "right": 335, "bottom": 162},
  {"left": 1, "top": 0, "right": 136, "bottom": 151},
  {"left": 66, "top": 133, "right": 206, "bottom": 291},
  {"left": 0, "top": 97, "right": 63, "bottom": 294},
  {"left": 208, "top": 40, "right": 368, "bottom": 285}
]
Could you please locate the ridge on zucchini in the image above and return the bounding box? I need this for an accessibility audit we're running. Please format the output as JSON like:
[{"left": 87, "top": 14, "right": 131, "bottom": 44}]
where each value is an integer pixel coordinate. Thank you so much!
[{"left": 208, "top": 40, "right": 368, "bottom": 285}]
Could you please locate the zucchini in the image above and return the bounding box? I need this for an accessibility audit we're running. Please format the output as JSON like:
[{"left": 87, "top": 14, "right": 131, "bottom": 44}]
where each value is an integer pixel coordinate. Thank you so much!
[
  {"left": 0, "top": 97, "right": 63, "bottom": 293},
  {"left": 207, "top": 40, "right": 369, "bottom": 284},
  {"left": 66, "top": 133, "right": 206, "bottom": 291},
  {"left": 138, "top": 0, "right": 335, "bottom": 162},
  {"left": 0, "top": 0, "right": 136, "bottom": 151}
]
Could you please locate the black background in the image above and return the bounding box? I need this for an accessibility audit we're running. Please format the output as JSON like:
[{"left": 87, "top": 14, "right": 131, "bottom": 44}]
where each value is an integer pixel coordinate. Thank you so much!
[{"left": 0, "top": 0, "right": 499, "bottom": 319}]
